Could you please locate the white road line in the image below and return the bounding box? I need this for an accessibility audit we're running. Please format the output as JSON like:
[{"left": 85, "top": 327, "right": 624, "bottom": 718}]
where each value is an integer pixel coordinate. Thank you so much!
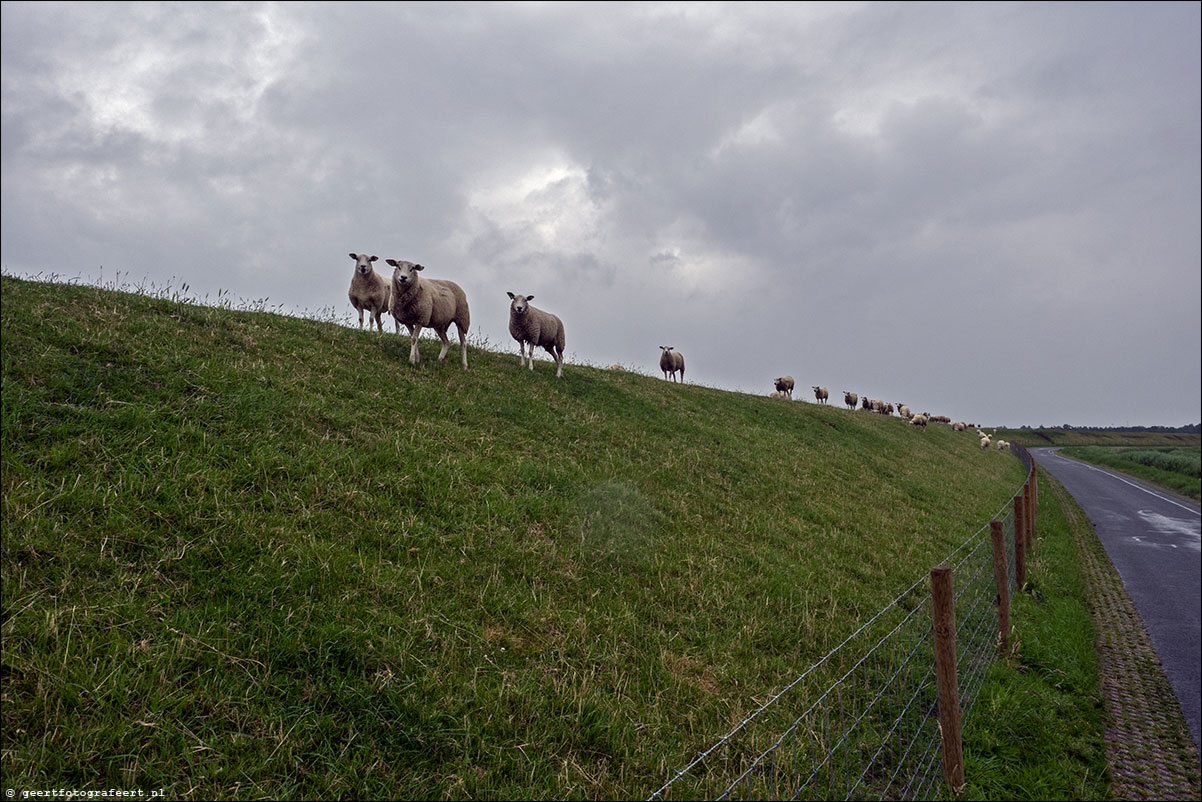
[{"left": 1044, "top": 451, "right": 1201, "bottom": 516}]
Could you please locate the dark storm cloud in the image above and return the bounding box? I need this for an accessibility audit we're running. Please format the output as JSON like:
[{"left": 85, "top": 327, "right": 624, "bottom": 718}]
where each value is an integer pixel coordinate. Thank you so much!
[{"left": 2, "top": 1, "right": 1198, "bottom": 426}]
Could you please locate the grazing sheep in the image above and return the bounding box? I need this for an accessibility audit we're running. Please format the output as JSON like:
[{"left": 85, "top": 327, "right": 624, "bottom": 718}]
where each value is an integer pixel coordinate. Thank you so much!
[
  {"left": 979, "top": 434, "right": 992, "bottom": 449},
  {"left": 872, "top": 399, "right": 887, "bottom": 414},
  {"left": 607, "top": 364, "right": 625, "bottom": 372},
  {"left": 507, "top": 292, "right": 566, "bottom": 378},
  {"left": 897, "top": 404, "right": 912, "bottom": 421},
  {"left": 812, "top": 386, "right": 829, "bottom": 404},
  {"left": 385, "top": 259, "right": 471, "bottom": 369},
  {"left": 843, "top": 391, "right": 858, "bottom": 410},
  {"left": 774, "top": 376, "right": 795, "bottom": 399},
  {"left": 909, "top": 413, "right": 929, "bottom": 430},
  {"left": 347, "top": 253, "right": 391, "bottom": 333},
  {"left": 996, "top": 439, "right": 1010, "bottom": 451},
  {"left": 952, "top": 421, "right": 967, "bottom": 432},
  {"left": 659, "top": 346, "right": 686, "bottom": 382}
]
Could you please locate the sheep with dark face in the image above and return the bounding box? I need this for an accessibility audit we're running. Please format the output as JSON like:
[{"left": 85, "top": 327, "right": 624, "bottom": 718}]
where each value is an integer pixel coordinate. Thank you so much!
[
  {"left": 774, "top": 376, "right": 795, "bottom": 399},
  {"left": 659, "top": 346, "right": 685, "bottom": 382},
  {"left": 385, "top": 259, "right": 471, "bottom": 369},
  {"left": 507, "top": 292, "right": 566, "bottom": 378},
  {"left": 843, "top": 391, "right": 858, "bottom": 410},
  {"left": 812, "top": 386, "right": 829, "bottom": 404},
  {"left": 347, "top": 253, "right": 391, "bottom": 333}
]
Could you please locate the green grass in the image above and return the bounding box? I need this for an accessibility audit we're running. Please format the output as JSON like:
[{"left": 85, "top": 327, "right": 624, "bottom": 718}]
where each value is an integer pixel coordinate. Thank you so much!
[
  {"left": 2, "top": 274, "right": 1094, "bottom": 799},
  {"left": 1054, "top": 445, "right": 1201, "bottom": 501},
  {"left": 995, "top": 427, "right": 1200, "bottom": 449},
  {"left": 955, "top": 468, "right": 1110, "bottom": 801}
]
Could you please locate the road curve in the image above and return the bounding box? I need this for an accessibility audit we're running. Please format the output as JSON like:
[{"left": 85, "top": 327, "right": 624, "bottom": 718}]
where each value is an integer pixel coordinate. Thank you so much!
[{"left": 1030, "top": 447, "right": 1201, "bottom": 753}]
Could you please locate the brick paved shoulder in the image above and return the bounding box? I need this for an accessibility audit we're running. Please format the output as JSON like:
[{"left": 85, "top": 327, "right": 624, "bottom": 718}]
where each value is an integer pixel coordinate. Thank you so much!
[{"left": 1049, "top": 473, "right": 1202, "bottom": 801}]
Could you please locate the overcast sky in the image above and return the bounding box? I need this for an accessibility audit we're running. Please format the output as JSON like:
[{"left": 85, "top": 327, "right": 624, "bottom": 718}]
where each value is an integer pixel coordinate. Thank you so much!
[{"left": 2, "top": 1, "right": 1199, "bottom": 428}]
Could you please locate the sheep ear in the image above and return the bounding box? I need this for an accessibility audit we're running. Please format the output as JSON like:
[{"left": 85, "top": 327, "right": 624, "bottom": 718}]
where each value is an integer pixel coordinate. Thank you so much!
[
  {"left": 385, "top": 259, "right": 397, "bottom": 267},
  {"left": 507, "top": 292, "right": 515, "bottom": 299},
  {"left": 414, "top": 263, "right": 425, "bottom": 271},
  {"left": 526, "top": 295, "right": 534, "bottom": 301},
  {"left": 349, "top": 253, "right": 358, "bottom": 260},
  {"left": 369, "top": 255, "right": 378, "bottom": 262}
]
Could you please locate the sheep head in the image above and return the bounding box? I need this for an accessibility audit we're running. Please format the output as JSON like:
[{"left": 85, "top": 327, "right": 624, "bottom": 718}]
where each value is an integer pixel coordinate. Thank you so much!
[
  {"left": 349, "top": 253, "right": 379, "bottom": 276},
  {"left": 386, "top": 259, "right": 425, "bottom": 288},
  {"left": 507, "top": 292, "right": 533, "bottom": 314}
]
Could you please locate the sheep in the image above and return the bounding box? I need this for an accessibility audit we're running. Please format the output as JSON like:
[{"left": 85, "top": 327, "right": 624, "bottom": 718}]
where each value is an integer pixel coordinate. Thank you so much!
[
  {"left": 872, "top": 399, "right": 887, "bottom": 414},
  {"left": 774, "top": 376, "right": 795, "bottom": 399},
  {"left": 997, "top": 439, "right": 1010, "bottom": 451},
  {"left": 659, "top": 346, "right": 686, "bottom": 382},
  {"left": 507, "top": 292, "right": 566, "bottom": 378},
  {"left": 347, "top": 253, "right": 392, "bottom": 333},
  {"left": 607, "top": 364, "right": 625, "bottom": 372},
  {"left": 979, "top": 432, "right": 992, "bottom": 449},
  {"left": 385, "top": 259, "right": 471, "bottom": 369},
  {"left": 896, "top": 404, "right": 912, "bottom": 421},
  {"left": 909, "top": 413, "right": 929, "bottom": 430},
  {"left": 952, "top": 421, "right": 967, "bottom": 432},
  {"left": 812, "top": 386, "right": 829, "bottom": 404},
  {"left": 843, "top": 391, "right": 858, "bottom": 410},
  {"left": 769, "top": 390, "right": 788, "bottom": 399}
]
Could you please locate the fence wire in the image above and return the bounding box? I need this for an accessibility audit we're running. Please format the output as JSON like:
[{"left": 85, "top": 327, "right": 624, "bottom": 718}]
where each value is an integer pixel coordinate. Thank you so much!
[{"left": 649, "top": 445, "right": 1033, "bottom": 801}]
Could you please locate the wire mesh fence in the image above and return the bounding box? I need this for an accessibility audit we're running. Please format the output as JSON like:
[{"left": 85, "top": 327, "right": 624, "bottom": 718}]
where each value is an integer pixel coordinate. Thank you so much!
[{"left": 649, "top": 444, "right": 1034, "bottom": 801}]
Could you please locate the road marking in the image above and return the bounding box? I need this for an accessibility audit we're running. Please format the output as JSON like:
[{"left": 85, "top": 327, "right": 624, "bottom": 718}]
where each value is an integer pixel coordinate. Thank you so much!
[{"left": 1042, "top": 450, "right": 1201, "bottom": 516}]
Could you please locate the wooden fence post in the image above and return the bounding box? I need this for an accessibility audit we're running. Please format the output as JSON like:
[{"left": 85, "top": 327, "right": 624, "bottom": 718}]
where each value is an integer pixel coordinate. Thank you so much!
[
  {"left": 1014, "top": 495, "right": 1027, "bottom": 590},
  {"left": 931, "top": 566, "right": 965, "bottom": 791},
  {"left": 989, "top": 521, "right": 1010, "bottom": 652},
  {"left": 1025, "top": 480, "right": 1035, "bottom": 551}
]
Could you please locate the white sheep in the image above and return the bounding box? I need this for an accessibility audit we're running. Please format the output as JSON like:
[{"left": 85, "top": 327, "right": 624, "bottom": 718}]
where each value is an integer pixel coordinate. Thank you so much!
[
  {"left": 979, "top": 434, "right": 992, "bottom": 449},
  {"left": 843, "top": 391, "right": 858, "bottom": 410},
  {"left": 996, "top": 439, "right": 1009, "bottom": 451},
  {"left": 769, "top": 390, "right": 787, "bottom": 399},
  {"left": 812, "top": 386, "right": 829, "bottom": 404},
  {"left": 952, "top": 421, "right": 967, "bottom": 432},
  {"left": 774, "top": 376, "right": 795, "bottom": 399},
  {"left": 347, "top": 253, "right": 391, "bottom": 333},
  {"left": 507, "top": 292, "right": 566, "bottom": 378},
  {"left": 897, "top": 404, "right": 912, "bottom": 421},
  {"left": 607, "top": 364, "right": 626, "bottom": 372},
  {"left": 659, "top": 346, "right": 686, "bottom": 382},
  {"left": 385, "top": 259, "right": 471, "bottom": 369},
  {"left": 909, "top": 413, "right": 929, "bottom": 430}
]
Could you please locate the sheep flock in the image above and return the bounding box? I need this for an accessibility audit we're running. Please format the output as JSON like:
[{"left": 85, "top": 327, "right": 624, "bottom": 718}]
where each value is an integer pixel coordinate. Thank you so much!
[{"left": 345, "top": 250, "right": 1004, "bottom": 451}]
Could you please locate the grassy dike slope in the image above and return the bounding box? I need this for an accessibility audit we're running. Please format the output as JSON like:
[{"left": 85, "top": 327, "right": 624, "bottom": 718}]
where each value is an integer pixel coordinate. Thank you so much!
[{"left": 2, "top": 275, "right": 1027, "bottom": 799}]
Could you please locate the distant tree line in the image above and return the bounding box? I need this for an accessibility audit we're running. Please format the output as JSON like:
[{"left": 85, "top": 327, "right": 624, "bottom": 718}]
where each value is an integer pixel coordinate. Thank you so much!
[{"left": 1016, "top": 423, "right": 1201, "bottom": 434}]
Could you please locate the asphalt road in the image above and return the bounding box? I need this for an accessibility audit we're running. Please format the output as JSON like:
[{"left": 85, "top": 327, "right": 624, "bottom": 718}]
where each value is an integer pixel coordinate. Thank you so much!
[{"left": 1030, "top": 447, "right": 1201, "bottom": 753}]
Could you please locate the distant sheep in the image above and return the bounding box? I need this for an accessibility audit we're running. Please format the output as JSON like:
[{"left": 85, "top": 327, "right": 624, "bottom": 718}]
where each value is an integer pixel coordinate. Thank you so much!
[
  {"left": 769, "top": 390, "right": 788, "bottom": 399},
  {"left": 861, "top": 396, "right": 872, "bottom": 411},
  {"left": 812, "top": 386, "right": 829, "bottom": 404},
  {"left": 607, "top": 364, "right": 625, "bottom": 372},
  {"left": 996, "top": 439, "right": 1010, "bottom": 451},
  {"left": 897, "top": 404, "right": 912, "bottom": 421},
  {"left": 659, "top": 346, "right": 686, "bottom": 382},
  {"left": 952, "top": 421, "right": 967, "bottom": 432},
  {"left": 774, "top": 376, "right": 795, "bottom": 399},
  {"left": 909, "top": 413, "right": 929, "bottom": 430},
  {"left": 347, "top": 253, "right": 391, "bottom": 333},
  {"left": 843, "top": 391, "right": 858, "bottom": 410},
  {"left": 507, "top": 292, "right": 566, "bottom": 378},
  {"left": 979, "top": 434, "right": 992, "bottom": 449},
  {"left": 385, "top": 259, "right": 471, "bottom": 369}
]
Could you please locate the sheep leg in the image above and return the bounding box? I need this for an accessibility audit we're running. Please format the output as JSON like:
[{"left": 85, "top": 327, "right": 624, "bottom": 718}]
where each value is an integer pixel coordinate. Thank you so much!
[
  {"left": 356, "top": 307, "right": 365, "bottom": 329},
  {"left": 435, "top": 327, "right": 451, "bottom": 362},
  {"left": 554, "top": 348, "right": 563, "bottom": 378},
  {"left": 457, "top": 325, "right": 468, "bottom": 370},
  {"left": 409, "top": 325, "right": 423, "bottom": 365}
]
